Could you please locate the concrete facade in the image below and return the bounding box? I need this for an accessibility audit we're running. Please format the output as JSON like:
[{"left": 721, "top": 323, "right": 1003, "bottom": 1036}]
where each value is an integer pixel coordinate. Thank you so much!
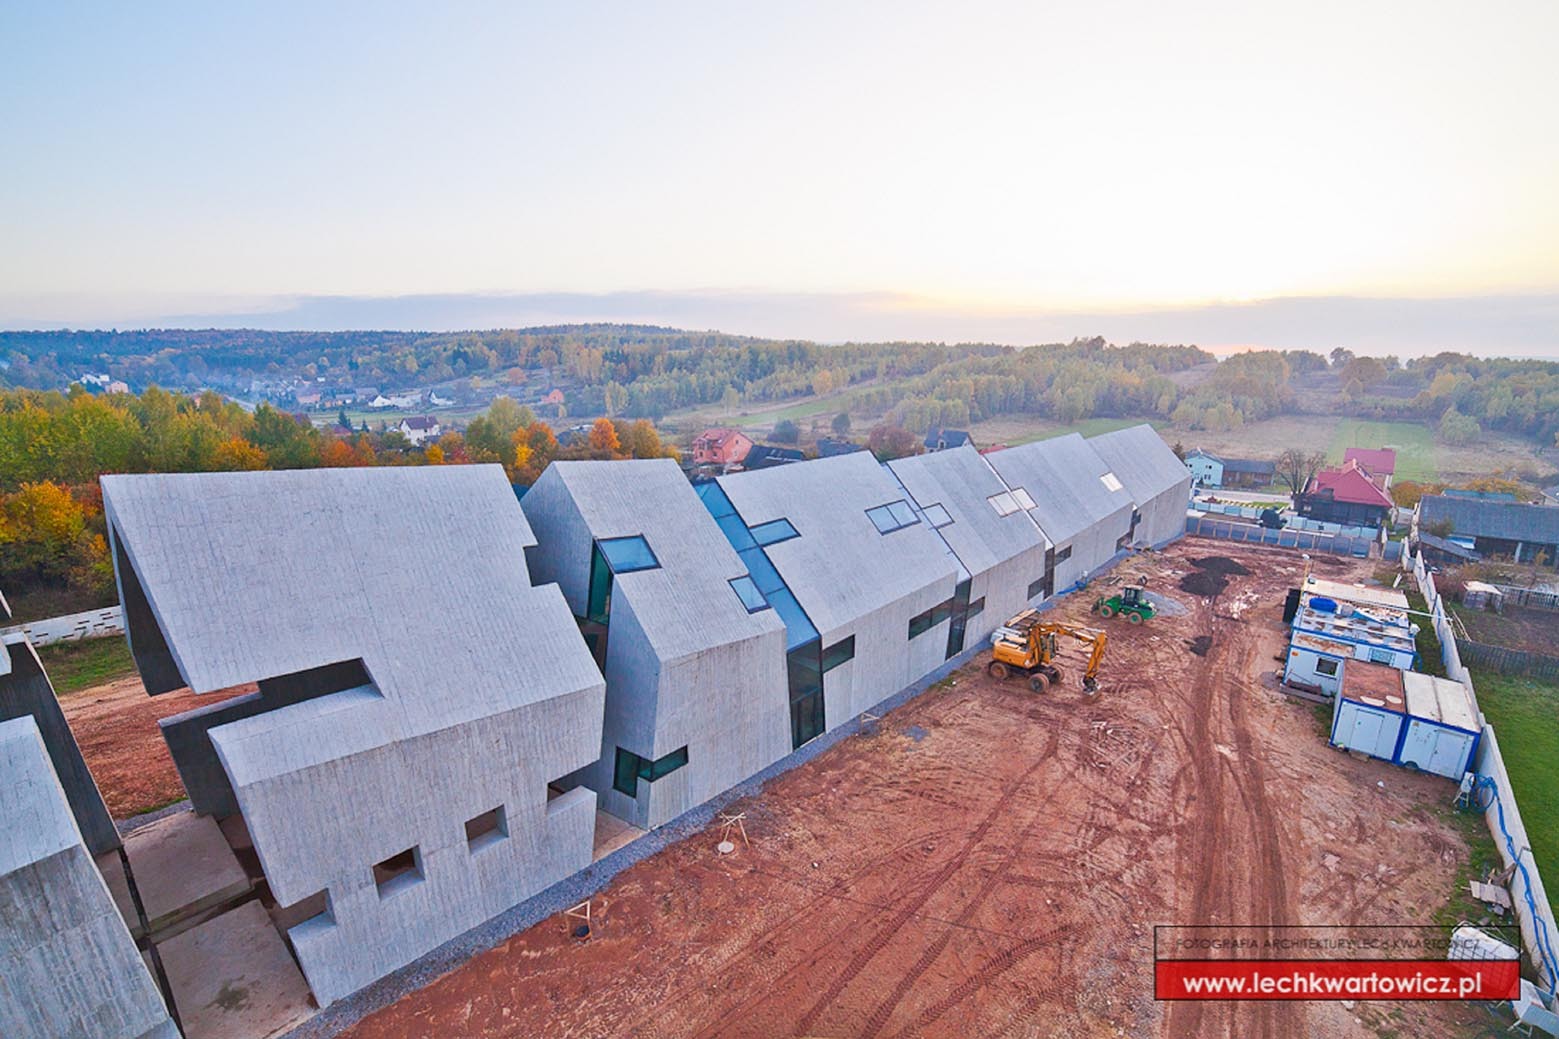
[
  {"left": 1, "top": 632, "right": 120, "bottom": 856},
  {"left": 886, "top": 445, "right": 1052, "bottom": 643},
  {"left": 1086, "top": 424, "right": 1194, "bottom": 549},
  {"left": 522, "top": 459, "right": 790, "bottom": 830},
  {"left": 984, "top": 434, "right": 1135, "bottom": 592},
  {"left": 100, "top": 465, "right": 606, "bottom": 1007},
  {"left": 716, "top": 452, "right": 959, "bottom": 729},
  {"left": 0, "top": 716, "right": 178, "bottom": 1039}
]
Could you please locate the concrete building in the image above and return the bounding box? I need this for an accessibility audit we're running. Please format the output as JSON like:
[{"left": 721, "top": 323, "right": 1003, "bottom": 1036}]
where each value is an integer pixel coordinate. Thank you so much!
[
  {"left": 1086, "top": 424, "right": 1194, "bottom": 548},
  {"left": 886, "top": 445, "right": 1051, "bottom": 647},
  {"left": 1, "top": 630, "right": 120, "bottom": 857},
  {"left": 0, "top": 715, "right": 179, "bottom": 1039},
  {"left": 1283, "top": 578, "right": 1416, "bottom": 697},
  {"left": 984, "top": 434, "right": 1135, "bottom": 594},
  {"left": 100, "top": 465, "right": 606, "bottom": 1007},
  {"left": 521, "top": 459, "right": 789, "bottom": 831},
  {"left": 709, "top": 452, "right": 959, "bottom": 743}
]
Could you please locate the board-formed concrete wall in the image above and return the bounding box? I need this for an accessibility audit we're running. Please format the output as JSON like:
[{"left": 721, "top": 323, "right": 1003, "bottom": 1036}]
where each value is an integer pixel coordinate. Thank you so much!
[
  {"left": 523, "top": 461, "right": 791, "bottom": 832},
  {"left": 101, "top": 465, "right": 607, "bottom": 1007},
  {"left": 0, "top": 633, "right": 120, "bottom": 856},
  {"left": 0, "top": 716, "right": 178, "bottom": 1039},
  {"left": 1087, "top": 425, "right": 1192, "bottom": 549},
  {"left": 0, "top": 606, "right": 125, "bottom": 647}
]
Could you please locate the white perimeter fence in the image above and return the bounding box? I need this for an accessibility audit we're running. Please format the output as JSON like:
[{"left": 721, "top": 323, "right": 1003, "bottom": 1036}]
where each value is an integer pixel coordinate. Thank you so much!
[
  {"left": 0, "top": 605, "right": 124, "bottom": 646},
  {"left": 1404, "top": 548, "right": 1559, "bottom": 998}
]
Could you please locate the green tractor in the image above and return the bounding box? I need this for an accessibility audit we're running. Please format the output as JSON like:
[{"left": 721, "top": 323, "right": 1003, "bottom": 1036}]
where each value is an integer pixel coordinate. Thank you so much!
[{"left": 1094, "top": 581, "right": 1155, "bottom": 625}]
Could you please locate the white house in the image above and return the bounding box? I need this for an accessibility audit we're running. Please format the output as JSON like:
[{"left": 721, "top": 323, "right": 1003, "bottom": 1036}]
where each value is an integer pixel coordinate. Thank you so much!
[{"left": 397, "top": 416, "right": 441, "bottom": 446}]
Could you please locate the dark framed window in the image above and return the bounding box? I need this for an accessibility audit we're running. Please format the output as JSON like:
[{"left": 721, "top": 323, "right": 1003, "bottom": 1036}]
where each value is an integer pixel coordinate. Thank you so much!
[
  {"left": 751, "top": 518, "right": 799, "bottom": 546},
  {"left": 787, "top": 643, "right": 825, "bottom": 749},
  {"left": 1055, "top": 544, "right": 1072, "bottom": 563},
  {"left": 966, "top": 596, "right": 985, "bottom": 618},
  {"left": 613, "top": 746, "right": 689, "bottom": 797},
  {"left": 908, "top": 597, "right": 955, "bottom": 639},
  {"left": 597, "top": 535, "right": 660, "bottom": 574},
  {"left": 729, "top": 575, "right": 770, "bottom": 613},
  {"left": 866, "top": 500, "right": 919, "bottom": 535},
  {"left": 821, "top": 636, "right": 855, "bottom": 672},
  {"left": 1028, "top": 578, "right": 1046, "bottom": 599},
  {"left": 922, "top": 503, "right": 954, "bottom": 528}
]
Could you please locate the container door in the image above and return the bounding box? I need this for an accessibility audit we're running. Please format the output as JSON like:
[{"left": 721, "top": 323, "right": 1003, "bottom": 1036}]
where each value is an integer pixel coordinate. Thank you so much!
[
  {"left": 1426, "top": 730, "right": 1472, "bottom": 779},
  {"left": 1349, "top": 709, "right": 1383, "bottom": 758}
]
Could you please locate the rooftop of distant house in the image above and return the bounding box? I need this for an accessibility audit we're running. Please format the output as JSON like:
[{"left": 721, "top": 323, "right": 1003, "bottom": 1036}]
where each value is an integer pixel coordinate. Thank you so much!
[
  {"left": 1342, "top": 447, "right": 1397, "bottom": 476},
  {"left": 1306, "top": 459, "right": 1393, "bottom": 508}
]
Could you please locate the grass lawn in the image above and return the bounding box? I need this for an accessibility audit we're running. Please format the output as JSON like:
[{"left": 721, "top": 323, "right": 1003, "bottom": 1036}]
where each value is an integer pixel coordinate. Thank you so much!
[
  {"left": 1325, "top": 419, "right": 1440, "bottom": 482},
  {"left": 1474, "top": 673, "right": 1559, "bottom": 920},
  {"left": 36, "top": 637, "right": 138, "bottom": 696}
]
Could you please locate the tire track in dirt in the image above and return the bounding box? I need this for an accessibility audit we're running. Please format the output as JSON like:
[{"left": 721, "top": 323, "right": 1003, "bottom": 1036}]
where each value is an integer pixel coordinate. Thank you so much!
[
  {"left": 1162, "top": 567, "right": 1301, "bottom": 1039},
  {"left": 790, "top": 726, "right": 1064, "bottom": 1036}
]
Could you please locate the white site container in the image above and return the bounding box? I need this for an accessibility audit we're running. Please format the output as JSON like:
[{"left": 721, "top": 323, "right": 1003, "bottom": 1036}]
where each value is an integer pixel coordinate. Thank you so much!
[
  {"left": 1328, "top": 660, "right": 1406, "bottom": 762},
  {"left": 1396, "top": 672, "right": 1481, "bottom": 779}
]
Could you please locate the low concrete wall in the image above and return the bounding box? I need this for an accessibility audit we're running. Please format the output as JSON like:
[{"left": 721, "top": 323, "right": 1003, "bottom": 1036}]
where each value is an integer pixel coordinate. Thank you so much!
[{"left": 0, "top": 605, "right": 124, "bottom": 646}]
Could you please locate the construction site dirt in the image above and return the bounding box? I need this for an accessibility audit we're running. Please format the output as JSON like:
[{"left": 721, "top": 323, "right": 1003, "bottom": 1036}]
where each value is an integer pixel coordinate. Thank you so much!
[
  {"left": 331, "top": 539, "right": 1494, "bottom": 1039},
  {"left": 61, "top": 675, "right": 250, "bottom": 819}
]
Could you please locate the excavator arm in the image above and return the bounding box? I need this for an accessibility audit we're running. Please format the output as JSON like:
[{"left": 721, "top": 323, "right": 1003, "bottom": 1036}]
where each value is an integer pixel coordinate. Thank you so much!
[{"left": 1039, "top": 622, "right": 1108, "bottom": 691}]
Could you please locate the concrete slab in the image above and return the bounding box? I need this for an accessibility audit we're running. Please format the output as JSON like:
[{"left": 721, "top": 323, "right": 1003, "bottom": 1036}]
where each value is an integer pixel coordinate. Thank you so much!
[
  {"left": 593, "top": 810, "right": 645, "bottom": 861},
  {"left": 126, "top": 810, "right": 253, "bottom": 940},
  {"left": 95, "top": 849, "right": 144, "bottom": 940},
  {"left": 158, "top": 900, "right": 315, "bottom": 1039}
]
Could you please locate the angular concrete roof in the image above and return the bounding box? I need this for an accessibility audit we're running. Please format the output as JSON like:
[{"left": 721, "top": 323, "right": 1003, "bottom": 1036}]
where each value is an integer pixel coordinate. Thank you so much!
[
  {"left": 0, "top": 716, "right": 79, "bottom": 876},
  {"left": 533, "top": 459, "right": 785, "bottom": 662},
  {"left": 983, "top": 434, "right": 1133, "bottom": 544},
  {"left": 102, "top": 465, "right": 604, "bottom": 782},
  {"left": 886, "top": 446, "right": 1049, "bottom": 577},
  {"left": 717, "top": 453, "right": 957, "bottom": 638},
  {"left": 1087, "top": 424, "right": 1190, "bottom": 502}
]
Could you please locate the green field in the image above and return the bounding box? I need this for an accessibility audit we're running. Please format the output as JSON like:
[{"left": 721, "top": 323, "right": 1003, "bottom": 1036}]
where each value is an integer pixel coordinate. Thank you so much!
[
  {"left": 1325, "top": 419, "right": 1440, "bottom": 482},
  {"left": 1474, "top": 673, "right": 1559, "bottom": 919},
  {"left": 36, "top": 638, "right": 137, "bottom": 696}
]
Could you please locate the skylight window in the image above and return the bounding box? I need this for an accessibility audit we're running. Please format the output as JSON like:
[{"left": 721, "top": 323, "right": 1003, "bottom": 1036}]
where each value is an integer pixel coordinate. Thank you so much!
[
  {"left": 922, "top": 503, "right": 953, "bottom": 528},
  {"left": 1100, "top": 473, "right": 1124, "bottom": 493},
  {"left": 866, "top": 501, "right": 919, "bottom": 534},
  {"left": 729, "top": 575, "right": 770, "bottom": 613},
  {"left": 1011, "top": 487, "right": 1036, "bottom": 510},
  {"left": 597, "top": 535, "right": 660, "bottom": 574},
  {"left": 751, "top": 518, "right": 799, "bottom": 546},
  {"left": 987, "top": 492, "right": 1018, "bottom": 517}
]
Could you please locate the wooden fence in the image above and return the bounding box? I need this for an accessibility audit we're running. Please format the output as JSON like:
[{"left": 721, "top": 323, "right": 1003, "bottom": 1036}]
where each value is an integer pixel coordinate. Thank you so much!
[{"left": 1459, "top": 639, "right": 1559, "bottom": 680}]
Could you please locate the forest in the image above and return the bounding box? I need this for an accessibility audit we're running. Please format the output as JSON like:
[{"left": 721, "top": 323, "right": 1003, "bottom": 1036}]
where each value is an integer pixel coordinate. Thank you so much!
[{"left": 0, "top": 387, "right": 674, "bottom": 621}]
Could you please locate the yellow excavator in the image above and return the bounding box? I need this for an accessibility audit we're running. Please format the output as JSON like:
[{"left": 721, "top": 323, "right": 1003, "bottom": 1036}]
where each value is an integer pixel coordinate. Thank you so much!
[{"left": 987, "top": 609, "right": 1108, "bottom": 695}]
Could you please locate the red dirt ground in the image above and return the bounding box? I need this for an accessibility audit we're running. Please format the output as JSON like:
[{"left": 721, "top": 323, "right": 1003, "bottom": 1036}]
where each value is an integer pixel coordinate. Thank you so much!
[
  {"left": 337, "top": 541, "right": 1495, "bottom": 1039},
  {"left": 59, "top": 676, "right": 249, "bottom": 818}
]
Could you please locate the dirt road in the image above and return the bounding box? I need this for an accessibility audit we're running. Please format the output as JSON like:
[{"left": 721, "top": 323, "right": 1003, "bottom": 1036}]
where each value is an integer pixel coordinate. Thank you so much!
[{"left": 330, "top": 540, "right": 1492, "bottom": 1038}]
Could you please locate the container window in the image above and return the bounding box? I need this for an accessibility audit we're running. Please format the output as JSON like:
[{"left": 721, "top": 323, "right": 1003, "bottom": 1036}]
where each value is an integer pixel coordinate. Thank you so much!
[{"left": 1316, "top": 658, "right": 1340, "bottom": 677}]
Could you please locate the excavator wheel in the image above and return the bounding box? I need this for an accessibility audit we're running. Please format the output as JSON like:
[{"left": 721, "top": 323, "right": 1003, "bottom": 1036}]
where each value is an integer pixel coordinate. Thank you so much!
[
  {"left": 1029, "top": 673, "right": 1049, "bottom": 693},
  {"left": 1082, "top": 676, "right": 1100, "bottom": 698},
  {"left": 987, "top": 661, "right": 1011, "bottom": 681},
  {"left": 1098, "top": 604, "right": 1115, "bottom": 619},
  {"left": 1047, "top": 666, "right": 1065, "bottom": 687},
  {"left": 1126, "top": 611, "right": 1143, "bottom": 625}
]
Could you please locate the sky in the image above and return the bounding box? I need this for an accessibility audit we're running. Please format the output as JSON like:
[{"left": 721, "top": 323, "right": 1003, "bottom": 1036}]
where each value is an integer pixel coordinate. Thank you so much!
[{"left": 2, "top": 2, "right": 1557, "bottom": 354}]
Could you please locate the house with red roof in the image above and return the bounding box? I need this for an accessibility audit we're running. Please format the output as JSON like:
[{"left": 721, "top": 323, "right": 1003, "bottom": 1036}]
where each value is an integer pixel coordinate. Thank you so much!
[
  {"left": 691, "top": 427, "right": 754, "bottom": 467},
  {"left": 1342, "top": 447, "right": 1397, "bottom": 490},
  {"left": 1298, "top": 459, "right": 1394, "bottom": 528}
]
